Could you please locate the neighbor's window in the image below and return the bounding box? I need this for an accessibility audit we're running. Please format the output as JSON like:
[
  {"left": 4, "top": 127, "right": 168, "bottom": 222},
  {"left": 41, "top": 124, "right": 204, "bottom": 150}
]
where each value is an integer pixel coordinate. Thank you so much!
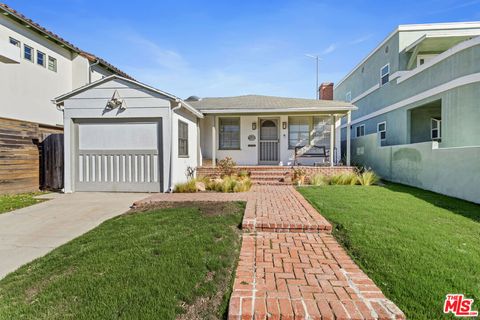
[
  {"left": 288, "top": 116, "right": 310, "bottom": 149},
  {"left": 377, "top": 122, "right": 386, "bottom": 141},
  {"left": 219, "top": 117, "right": 240, "bottom": 150},
  {"left": 37, "top": 51, "right": 46, "bottom": 67},
  {"left": 380, "top": 64, "right": 389, "bottom": 86},
  {"left": 9, "top": 37, "right": 20, "bottom": 47},
  {"left": 431, "top": 118, "right": 441, "bottom": 140},
  {"left": 178, "top": 120, "right": 189, "bottom": 157},
  {"left": 24, "top": 44, "right": 33, "bottom": 62},
  {"left": 356, "top": 124, "right": 365, "bottom": 137},
  {"left": 48, "top": 56, "right": 57, "bottom": 72},
  {"left": 345, "top": 91, "right": 352, "bottom": 102}
]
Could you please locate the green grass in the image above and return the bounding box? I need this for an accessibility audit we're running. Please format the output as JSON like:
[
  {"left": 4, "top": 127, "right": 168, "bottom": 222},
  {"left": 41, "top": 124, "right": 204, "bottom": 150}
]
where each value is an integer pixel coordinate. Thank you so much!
[
  {"left": 0, "top": 193, "right": 45, "bottom": 214},
  {"left": 0, "top": 202, "right": 244, "bottom": 320},
  {"left": 298, "top": 183, "right": 480, "bottom": 320}
]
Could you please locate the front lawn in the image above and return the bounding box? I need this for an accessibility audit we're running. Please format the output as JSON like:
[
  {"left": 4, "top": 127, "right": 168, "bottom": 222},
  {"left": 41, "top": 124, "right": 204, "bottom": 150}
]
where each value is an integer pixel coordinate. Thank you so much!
[
  {"left": 0, "top": 193, "right": 45, "bottom": 214},
  {"left": 298, "top": 183, "right": 480, "bottom": 320},
  {"left": 0, "top": 201, "right": 244, "bottom": 320}
]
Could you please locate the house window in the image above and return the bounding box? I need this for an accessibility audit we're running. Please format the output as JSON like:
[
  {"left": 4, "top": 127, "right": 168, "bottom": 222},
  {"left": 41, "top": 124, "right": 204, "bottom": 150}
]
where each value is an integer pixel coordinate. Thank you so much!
[
  {"left": 37, "top": 51, "right": 46, "bottom": 67},
  {"left": 356, "top": 124, "right": 365, "bottom": 137},
  {"left": 9, "top": 37, "right": 20, "bottom": 47},
  {"left": 380, "top": 64, "right": 389, "bottom": 86},
  {"left": 431, "top": 118, "right": 441, "bottom": 140},
  {"left": 178, "top": 120, "right": 189, "bottom": 157},
  {"left": 48, "top": 56, "right": 57, "bottom": 72},
  {"left": 24, "top": 44, "right": 33, "bottom": 62},
  {"left": 345, "top": 91, "right": 352, "bottom": 102},
  {"left": 288, "top": 116, "right": 310, "bottom": 149},
  {"left": 219, "top": 117, "right": 240, "bottom": 150},
  {"left": 377, "top": 121, "right": 386, "bottom": 141}
]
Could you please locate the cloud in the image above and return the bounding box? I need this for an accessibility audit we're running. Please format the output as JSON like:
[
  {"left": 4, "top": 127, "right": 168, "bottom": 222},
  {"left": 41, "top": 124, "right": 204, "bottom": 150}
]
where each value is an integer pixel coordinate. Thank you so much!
[
  {"left": 349, "top": 34, "right": 373, "bottom": 45},
  {"left": 321, "top": 43, "right": 337, "bottom": 55}
]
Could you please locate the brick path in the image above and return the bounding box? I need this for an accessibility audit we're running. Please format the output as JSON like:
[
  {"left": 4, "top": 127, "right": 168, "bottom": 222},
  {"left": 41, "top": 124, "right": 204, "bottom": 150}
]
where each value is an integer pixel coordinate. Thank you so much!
[{"left": 134, "top": 186, "right": 405, "bottom": 319}]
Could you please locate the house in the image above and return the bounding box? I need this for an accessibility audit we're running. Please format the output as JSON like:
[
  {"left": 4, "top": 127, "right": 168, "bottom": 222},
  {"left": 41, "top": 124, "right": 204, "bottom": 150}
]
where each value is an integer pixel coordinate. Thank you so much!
[
  {"left": 54, "top": 76, "right": 356, "bottom": 193},
  {"left": 0, "top": 3, "right": 130, "bottom": 193},
  {"left": 334, "top": 22, "right": 480, "bottom": 203}
]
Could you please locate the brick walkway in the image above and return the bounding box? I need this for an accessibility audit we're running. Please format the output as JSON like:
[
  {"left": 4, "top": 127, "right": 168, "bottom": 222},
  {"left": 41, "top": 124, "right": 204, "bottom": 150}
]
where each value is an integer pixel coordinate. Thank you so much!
[{"left": 134, "top": 186, "right": 405, "bottom": 319}]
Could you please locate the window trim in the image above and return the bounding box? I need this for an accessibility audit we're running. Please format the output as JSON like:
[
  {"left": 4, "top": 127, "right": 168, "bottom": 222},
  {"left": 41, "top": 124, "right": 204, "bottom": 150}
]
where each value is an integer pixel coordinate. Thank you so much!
[
  {"left": 377, "top": 121, "right": 387, "bottom": 141},
  {"left": 218, "top": 117, "right": 241, "bottom": 150},
  {"left": 345, "top": 91, "right": 352, "bottom": 102},
  {"left": 380, "top": 63, "right": 390, "bottom": 86},
  {"left": 431, "top": 118, "right": 441, "bottom": 140},
  {"left": 23, "top": 44, "right": 33, "bottom": 62},
  {"left": 48, "top": 56, "right": 57, "bottom": 72},
  {"left": 178, "top": 120, "right": 189, "bottom": 157},
  {"left": 37, "top": 50, "right": 46, "bottom": 67},
  {"left": 9, "top": 37, "right": 20, "bottom": 47},
  {"left": 355, "top": 124, "right": 365, "bottom": 138}
]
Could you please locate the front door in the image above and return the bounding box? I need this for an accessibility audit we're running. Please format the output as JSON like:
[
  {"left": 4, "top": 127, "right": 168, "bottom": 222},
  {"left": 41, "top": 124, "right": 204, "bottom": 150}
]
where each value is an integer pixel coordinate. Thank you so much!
[{"left": 259, "top": 118, "right": 279, "bottom": 164}]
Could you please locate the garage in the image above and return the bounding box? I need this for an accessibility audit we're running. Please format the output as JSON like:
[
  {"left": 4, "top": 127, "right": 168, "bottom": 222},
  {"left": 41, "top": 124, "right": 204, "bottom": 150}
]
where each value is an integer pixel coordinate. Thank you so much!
[
  {"left": 75, "top": 120, "right": 162, "bottom": 192},
  {"left": 54, "top": 75, "right": 203, "bottom": 193}
]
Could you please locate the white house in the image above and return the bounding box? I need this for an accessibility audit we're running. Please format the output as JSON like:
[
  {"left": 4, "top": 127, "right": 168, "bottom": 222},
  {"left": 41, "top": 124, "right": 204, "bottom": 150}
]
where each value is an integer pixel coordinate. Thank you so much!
[{"left": 54, "top": 76, "right": 356, "bottom": 193}]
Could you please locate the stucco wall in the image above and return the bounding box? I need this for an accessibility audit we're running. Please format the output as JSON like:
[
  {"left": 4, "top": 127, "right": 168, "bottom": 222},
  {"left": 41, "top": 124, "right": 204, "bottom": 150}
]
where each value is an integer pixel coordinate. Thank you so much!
[{"left": 351, "top": 134, "right": 480, "bottom": 204}]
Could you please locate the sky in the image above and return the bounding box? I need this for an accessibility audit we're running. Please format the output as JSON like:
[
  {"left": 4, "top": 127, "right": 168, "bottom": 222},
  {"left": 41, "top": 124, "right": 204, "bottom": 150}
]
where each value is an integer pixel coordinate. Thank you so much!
[{"left": 6, "top": 0, "right": 480, "bottom": 99}]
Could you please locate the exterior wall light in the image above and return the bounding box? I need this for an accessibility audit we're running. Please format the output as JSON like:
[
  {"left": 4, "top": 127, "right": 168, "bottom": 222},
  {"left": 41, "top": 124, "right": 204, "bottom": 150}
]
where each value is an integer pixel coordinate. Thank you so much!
[
  {"left": 252, "top": 122, "right": 257, "bottom": 130},
  {"left": 282, "top": 122, "right": 287, "bottom": 129}
]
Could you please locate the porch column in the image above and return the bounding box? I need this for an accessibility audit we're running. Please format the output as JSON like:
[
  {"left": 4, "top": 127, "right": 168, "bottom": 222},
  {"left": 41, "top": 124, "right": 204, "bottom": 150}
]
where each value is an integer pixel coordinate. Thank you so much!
[
  {"left": 346, "top": 111, "right": 351, "bottom": 166},
  {"left": 211, "top": 116, "right": 216, "bottom": 167},
  {"left": 330, "top": 114, "right": 335, "bottom": 167}
]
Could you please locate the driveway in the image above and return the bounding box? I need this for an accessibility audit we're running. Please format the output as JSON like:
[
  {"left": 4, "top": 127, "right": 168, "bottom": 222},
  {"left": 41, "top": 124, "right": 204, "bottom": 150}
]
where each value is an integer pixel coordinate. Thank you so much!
[{"left": 0, "top": 192, "right": 148, "bottom": 279}]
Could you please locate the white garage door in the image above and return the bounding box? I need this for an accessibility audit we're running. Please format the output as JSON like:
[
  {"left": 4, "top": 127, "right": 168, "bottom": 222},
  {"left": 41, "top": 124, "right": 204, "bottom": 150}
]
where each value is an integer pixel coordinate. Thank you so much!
[{"left": 76, "top": 121, "right": 162, "bottom": 192}]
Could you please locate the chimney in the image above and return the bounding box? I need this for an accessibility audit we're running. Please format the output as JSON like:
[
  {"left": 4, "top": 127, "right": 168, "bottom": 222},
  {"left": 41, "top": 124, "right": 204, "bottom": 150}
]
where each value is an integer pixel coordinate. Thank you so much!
[{"left": 319, "top": 82, "right": 334, "bottom": 100}]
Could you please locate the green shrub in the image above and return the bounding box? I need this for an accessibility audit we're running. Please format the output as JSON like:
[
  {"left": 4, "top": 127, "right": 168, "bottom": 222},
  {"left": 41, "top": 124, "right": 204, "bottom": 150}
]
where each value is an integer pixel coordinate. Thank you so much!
[
  {"left": 237, "top": 170, "right": 250, "bottom": 179},
  {"left": 330, "top": 172, "right": 359, "bottom": 185},
  {"left": 174, "top": 179, "right": 197, "bottom": 193},
  {"left": 217, "top": 157, "right": 237, "bottom": 177},
  {"left": 357, "top": 170, "right": 379, "bottom": 186},
  {"left": 310, "top": 173, "right": 329, "bottom": 186},
  {"left": 233, "top": 178, "right": 252, "bottom": 192}
]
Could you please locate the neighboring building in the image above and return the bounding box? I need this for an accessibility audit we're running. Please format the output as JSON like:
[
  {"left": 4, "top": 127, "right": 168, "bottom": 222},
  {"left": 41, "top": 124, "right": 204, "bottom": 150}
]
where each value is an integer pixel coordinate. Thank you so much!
[
  {"left": 334, "top": 22, "right": 480, "bottom": 203},
  {"left": 54, "top": 76, "right": 355, "bottom": 193},
  {"left": 0, "top": 3, "right": 130, "bottom": 193}
]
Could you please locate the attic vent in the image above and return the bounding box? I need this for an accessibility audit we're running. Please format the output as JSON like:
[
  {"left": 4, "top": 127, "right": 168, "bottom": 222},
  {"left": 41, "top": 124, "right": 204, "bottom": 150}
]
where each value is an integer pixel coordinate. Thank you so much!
[{"left": 186, "top": 95, "right": 201, "bottom": 101}]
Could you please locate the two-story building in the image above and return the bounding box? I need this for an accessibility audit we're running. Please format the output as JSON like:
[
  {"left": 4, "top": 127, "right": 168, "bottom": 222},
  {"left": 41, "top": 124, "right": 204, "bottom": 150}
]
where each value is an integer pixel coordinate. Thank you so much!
[
  {"left": 0, "top": 3, "right": 130, "bottom": 193},
  {"left": 335, "top": 22, "right": 480, "bottom": 203}
]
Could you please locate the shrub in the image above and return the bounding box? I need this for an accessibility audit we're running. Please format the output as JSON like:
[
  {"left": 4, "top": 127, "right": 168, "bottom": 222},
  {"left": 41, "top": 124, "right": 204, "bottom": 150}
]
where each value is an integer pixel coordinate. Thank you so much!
[
  {"left": 310, "top": 173, "right": 329, "bottom": 186},
  {"left": 217, "top": 157, "right": 237, "bottom": 177},
  {"left": 357, "top": 170, "right": 379, "bottom": 186},
  {"left": 237, "top": 170, "right": 250, "bottom": 179},
  {"left": 293, "top": 167, "right": 307, "bottom": 185},
  {"left": 330, "top": 172, "right": 359, "bottom": 185},
  {"left": 233, "top": 179, "right": 252, "bottom": 192},
  {"left": 174, "top": 179, "right": 197, "bottom": 193}
]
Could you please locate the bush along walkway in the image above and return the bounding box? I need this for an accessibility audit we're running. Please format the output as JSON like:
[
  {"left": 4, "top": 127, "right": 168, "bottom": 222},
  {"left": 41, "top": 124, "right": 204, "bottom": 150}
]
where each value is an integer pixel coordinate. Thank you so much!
[{"left": 136, "top": 186, "right": 405, "bottom": 319}]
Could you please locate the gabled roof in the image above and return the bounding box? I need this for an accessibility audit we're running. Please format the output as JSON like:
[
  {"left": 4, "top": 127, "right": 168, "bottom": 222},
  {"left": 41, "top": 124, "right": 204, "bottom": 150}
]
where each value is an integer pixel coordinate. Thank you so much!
[
  {"left": 187, "top": 95, "right": 356, "bottom": 114},
  {"left": 53, "top": 75, "right": 203, "bottom": 118},
  {"left": 0, "top": 3, "right": 133, "bottom": 79}
]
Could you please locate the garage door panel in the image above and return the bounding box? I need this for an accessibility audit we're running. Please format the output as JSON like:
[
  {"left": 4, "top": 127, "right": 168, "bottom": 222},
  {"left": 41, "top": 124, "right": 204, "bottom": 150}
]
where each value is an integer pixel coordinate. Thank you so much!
[{"left": 76, "top": 122, "right": 161, "bottom": 192}]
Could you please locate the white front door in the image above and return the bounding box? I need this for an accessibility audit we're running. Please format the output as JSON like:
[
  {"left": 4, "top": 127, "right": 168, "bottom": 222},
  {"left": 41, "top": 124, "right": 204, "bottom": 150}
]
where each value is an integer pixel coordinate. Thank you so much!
[{"left": 259, "top": 118, "right": 279, "bottom": 164}]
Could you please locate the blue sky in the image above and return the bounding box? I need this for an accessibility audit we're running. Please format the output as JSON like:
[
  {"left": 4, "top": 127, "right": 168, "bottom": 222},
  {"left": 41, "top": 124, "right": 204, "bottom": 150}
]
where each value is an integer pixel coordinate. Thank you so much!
[{"left": 7, "top": 0, "right": 480, "bottom": 98}]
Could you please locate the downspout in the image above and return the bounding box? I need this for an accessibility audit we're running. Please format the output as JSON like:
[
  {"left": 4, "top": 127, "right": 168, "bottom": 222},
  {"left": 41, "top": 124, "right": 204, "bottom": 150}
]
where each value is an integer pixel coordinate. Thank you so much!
[
  {"left": 88, "top": 59, "right": 100, "bottom": 83},
  {"left": 168, "top": 101, "right": 182, "bottom": 192}
]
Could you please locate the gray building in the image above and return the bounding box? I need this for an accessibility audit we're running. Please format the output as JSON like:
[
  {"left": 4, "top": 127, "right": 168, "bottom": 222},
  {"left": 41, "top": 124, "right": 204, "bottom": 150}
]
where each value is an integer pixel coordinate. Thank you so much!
[{"left": 334, "top": 22, "right": 480, "bottom": 203}]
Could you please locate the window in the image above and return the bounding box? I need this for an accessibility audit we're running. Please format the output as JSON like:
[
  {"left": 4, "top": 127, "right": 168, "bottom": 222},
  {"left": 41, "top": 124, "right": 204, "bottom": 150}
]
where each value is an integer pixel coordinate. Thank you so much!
[
  {"left": 219, "top": 117, "right": 240, "bottom": 150},
  {"left": 345, "top": 91, "right": 352, "bottom": 102},
  {"left": 356, "top": 125, "right": 365, "bottom": 137},
  {"left": 431, "top": 118, "right": 441, "bottom": 140},
  {"left": 288, "top": 116, "right": 310, "bottom": 149},
  {"left": 380, "top": 64, "right": 389, "bottom": 86},
  {"left": 48, "top": 56, "right": 57, "bottom": 72},
  {"left": 178, "top": 120, "right": 189, "bottom": 157},
  {"left": 9, "top": 37, "right": 20, "bottom": 47},
  {"left": 377, "top": 122, "right": 386, "bottom": 141},
  {"left": 37, "top": 51, "right": 45, "bottom": 67},
  {"left": 24, "top": 44, "right": 33, "bottom": 62}
]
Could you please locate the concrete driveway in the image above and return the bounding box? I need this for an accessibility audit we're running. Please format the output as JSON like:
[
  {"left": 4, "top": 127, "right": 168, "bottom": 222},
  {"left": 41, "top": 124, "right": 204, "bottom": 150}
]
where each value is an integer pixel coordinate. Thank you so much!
[{"left": 0, "top": 192, "right": 148, "bottom": 279}]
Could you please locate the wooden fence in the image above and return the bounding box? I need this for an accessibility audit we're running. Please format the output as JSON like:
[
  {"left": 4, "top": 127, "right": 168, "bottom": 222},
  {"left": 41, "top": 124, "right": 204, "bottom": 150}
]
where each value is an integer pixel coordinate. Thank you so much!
[{"left": 0, "top": 117, "right": 63, "bottom": 194}]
